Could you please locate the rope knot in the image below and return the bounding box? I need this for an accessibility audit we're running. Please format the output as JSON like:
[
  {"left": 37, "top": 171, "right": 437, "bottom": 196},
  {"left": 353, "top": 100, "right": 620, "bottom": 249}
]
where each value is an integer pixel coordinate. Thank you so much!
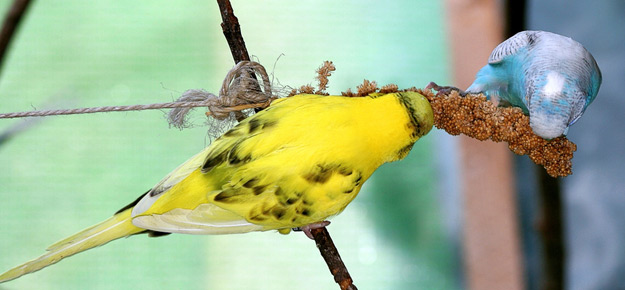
[{"left": 168, "top": 61, "right": 273, "bottom": 129}]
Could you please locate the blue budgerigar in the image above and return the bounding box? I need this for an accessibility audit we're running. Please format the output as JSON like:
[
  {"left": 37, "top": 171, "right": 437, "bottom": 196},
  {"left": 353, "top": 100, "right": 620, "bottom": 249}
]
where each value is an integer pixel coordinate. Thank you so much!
[{"left": 466, "top": 30, "right": 602, "bottom": 139}]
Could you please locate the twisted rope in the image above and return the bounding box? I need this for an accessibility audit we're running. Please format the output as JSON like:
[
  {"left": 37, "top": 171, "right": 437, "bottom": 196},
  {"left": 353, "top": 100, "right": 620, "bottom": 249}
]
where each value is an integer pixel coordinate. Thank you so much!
[
  {"left": 0, "top": 61, "right": 275, "bottom": 128},
  {"left": 0, "top": 101, "right": 213, "bottom": 119}
]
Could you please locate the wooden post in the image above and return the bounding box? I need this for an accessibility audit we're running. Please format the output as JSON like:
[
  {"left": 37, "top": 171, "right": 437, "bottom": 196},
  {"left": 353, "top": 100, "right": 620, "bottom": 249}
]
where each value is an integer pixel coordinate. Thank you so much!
[{"left": 444, "top": 0, "right": 524, "bottom": 289}]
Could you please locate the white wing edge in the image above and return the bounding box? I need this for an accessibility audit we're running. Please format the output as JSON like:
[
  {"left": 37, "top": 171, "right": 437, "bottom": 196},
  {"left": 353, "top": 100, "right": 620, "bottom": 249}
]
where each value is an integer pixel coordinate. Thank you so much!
[{"left": 132, "top": 203, "right": 263, "bottom": 234}]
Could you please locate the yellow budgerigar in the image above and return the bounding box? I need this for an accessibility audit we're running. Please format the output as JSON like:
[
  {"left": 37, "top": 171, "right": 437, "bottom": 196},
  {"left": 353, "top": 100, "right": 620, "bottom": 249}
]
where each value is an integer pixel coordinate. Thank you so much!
[{"left": 0, "top": 92, "right": 434, "bottom": 283}]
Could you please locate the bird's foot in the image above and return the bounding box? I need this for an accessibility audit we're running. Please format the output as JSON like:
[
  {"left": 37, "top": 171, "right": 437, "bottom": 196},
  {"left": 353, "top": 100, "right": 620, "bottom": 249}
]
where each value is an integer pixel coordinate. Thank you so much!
[
  {"left": 426, "top": 82, "right": 467, "bottom": 97},
  {"left": 293, "top": 221, "right": 331, "bottom": 240}
]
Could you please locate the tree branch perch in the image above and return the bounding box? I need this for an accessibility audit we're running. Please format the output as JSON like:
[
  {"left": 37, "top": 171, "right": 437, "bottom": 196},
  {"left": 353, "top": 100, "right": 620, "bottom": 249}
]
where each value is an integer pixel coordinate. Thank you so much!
[
  {"left": 216, "top": 0, "right": 250, "bottom": 63},
  {"left": 311, "top": 227, "right": 358, "bottom": 290},
  {"left": 214, "top": 1, "right": 357, "bottom": 289}
]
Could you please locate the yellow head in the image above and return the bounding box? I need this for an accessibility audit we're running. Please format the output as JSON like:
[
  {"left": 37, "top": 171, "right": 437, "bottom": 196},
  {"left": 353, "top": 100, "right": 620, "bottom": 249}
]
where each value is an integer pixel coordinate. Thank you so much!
[{"left": 394, "top": 92, "right": 434, "bottom": 140}]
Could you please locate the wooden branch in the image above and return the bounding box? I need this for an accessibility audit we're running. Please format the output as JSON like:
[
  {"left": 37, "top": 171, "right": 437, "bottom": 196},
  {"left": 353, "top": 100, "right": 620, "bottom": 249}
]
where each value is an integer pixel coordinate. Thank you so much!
[
  {"left": 213, "top": 2, "right": 357, "bottom": 289},
  {"left": 0, "top": 0, "right": 33, "bottom": 77},
  {"left": 216, "top": 0, "right": 250, "bottom": 63},
  {"left": 311, "top": 227, "right": 358, "bottom": 290}
]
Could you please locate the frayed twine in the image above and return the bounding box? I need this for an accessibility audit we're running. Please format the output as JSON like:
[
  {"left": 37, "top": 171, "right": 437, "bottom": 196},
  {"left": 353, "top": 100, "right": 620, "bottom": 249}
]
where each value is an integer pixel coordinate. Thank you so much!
[{"left": 168, "top": 61, "right": 274, "bottom": 129}]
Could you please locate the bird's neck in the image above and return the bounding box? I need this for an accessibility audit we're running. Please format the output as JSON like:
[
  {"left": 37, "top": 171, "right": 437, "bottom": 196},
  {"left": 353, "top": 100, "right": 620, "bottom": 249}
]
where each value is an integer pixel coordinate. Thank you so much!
[{"left": 354, "top": 95, "right": 418, "bottom": 164}]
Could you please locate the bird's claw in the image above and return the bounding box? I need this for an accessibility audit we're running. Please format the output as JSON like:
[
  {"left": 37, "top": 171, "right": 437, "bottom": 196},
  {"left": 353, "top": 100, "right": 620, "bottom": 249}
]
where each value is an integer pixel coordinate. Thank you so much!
[
  {"left": 293, "top": 221, "right": 331, "bottom": 240},
  {"left": 426, "top": 82, "right": 467, "bottom": 97}
]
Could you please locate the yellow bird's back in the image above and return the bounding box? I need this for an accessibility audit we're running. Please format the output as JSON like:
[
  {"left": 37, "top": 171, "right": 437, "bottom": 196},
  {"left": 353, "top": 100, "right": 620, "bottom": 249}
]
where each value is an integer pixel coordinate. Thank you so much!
[{"left": 0, "top": 92, "right": 433, "bottom": 283}]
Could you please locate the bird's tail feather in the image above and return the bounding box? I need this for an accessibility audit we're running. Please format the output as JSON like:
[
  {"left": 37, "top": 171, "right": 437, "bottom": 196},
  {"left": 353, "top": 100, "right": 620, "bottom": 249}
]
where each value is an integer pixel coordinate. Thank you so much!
[{"left": 0, "top": 208, "right": 144, "bottom": 283}]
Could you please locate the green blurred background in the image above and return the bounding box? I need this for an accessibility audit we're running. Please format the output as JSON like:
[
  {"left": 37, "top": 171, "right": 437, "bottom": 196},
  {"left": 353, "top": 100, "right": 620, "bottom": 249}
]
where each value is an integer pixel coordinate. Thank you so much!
[{"left": 0, "top": 1, "right": 453, "bottom": 289}]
